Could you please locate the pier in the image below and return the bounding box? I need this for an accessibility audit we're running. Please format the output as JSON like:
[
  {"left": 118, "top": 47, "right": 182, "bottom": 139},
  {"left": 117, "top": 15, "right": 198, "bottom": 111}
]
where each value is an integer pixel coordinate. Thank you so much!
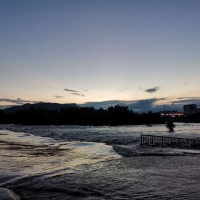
[{"left": 141, "top": 134, "right": 200, "bottom": 149}]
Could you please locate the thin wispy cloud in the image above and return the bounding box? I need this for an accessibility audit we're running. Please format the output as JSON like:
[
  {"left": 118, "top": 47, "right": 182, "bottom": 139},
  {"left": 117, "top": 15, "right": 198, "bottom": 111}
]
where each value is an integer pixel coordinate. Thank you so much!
[
  {"left": 145, "top": 87, "right": 159, "bottom": 93},
  {"left": 71, "top": 93, "right": 85, "bottom": 97},
  {"left": 54, "top": 95, "right": 64, "bottom": 99},
  {"left": 64, "top": 88, "right": 78, "bottom": 92},
  {"left": 79, "top": 88, "right": 88, "bottom": 91},
  {"left": 172, "top": 98, "right": 200, "bottom": 104},
  {"left": 115, "top": 87, "right": 127, "bottom": 92},
  {"left": 0, "top": 98, "right": 38, "bottom": 105},
  {"left": 177, "top": 97, "right": 200, "bottom": 100},
  {"left": 64, "top": 88, "right": 85, "bottom": 97}
]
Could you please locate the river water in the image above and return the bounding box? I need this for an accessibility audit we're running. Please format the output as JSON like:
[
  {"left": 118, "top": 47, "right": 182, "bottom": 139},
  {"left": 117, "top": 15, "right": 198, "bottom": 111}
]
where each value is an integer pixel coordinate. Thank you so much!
[{"left": 1, "top": 123, "right": 200, "bottom": 199}]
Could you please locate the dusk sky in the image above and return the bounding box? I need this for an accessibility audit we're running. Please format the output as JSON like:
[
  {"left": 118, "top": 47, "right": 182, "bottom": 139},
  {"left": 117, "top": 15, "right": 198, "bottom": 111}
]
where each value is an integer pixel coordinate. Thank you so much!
[{"left": 1, "top": 0, "right": 200, "bottom": 112}]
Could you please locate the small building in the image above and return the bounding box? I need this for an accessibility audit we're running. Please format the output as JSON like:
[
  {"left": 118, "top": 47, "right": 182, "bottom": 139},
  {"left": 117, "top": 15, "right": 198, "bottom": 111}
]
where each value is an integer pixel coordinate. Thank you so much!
[{"left": 183, "top": 104, "right": 197, "bottom": 115}]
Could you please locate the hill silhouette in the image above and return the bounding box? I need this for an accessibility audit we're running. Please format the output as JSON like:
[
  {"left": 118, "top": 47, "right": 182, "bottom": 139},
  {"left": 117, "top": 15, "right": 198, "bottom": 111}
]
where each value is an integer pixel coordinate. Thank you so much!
[{"left": 4, "top": 102, "right": 79, "bottom": 113}]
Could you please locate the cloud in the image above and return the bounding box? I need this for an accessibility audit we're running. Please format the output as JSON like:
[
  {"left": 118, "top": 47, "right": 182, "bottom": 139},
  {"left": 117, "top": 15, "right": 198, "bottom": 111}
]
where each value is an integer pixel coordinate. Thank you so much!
[
  {"left": 171, "top": 98, "right": 200, "bottom": 105},
  {"left": 145, "top": 87, "right": 159, "bottom": 93},
  {"left": 54, "top": 95, "right": 64, "bottom": 99},
  {"left": 79, "top": 88, "right": 88, "bottom": 91},
  {"left": 81, "top": 97, "right": 194, "bottom": 113},
  {"left": 157, "top": 97, "right": 200, "bottom": 112},
  {"left": 115, "top": 87, "right": 127, "bottom": 92},
  {"left": 64, "top": 88, "right": 78, "bottom": 92},
  {"left": 71, "top": 93, "right": 85, "bottom": 97},
  {"left": 79, "top": 99, "right": 164, "bottom": 112},
  {"left": 176, "top": 97, "right": 200, "bottom": 100},
  {"left": 0, "top": 98, "right": 38, "bottom": 105},
  {"left": 1, "top": 96, "right": 199, "bottom": 113},
  {"left": 64, "top": 88, "right": 86, "bottom": 96},
  {"left": 81, "top": 100, "right": 125, "bottom": 108},
  {"left": 126, "top": 99, "right": 159, "bottom": 112}
]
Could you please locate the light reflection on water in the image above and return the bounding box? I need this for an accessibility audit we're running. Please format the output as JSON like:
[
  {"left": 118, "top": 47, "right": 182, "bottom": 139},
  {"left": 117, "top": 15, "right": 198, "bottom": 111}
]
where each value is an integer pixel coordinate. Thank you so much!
[
  {"left": 1, "top": 124, "right": 200, "bottom": 199},
  {"left": 0, "top": 130, "right": 120, "bottom": 184}
]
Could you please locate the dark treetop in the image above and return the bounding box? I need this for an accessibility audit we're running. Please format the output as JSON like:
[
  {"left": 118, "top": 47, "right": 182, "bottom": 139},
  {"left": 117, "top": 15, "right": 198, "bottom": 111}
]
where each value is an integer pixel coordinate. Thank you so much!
[{"left": 0, "top": 103, "right": 163, "bottom": 126}]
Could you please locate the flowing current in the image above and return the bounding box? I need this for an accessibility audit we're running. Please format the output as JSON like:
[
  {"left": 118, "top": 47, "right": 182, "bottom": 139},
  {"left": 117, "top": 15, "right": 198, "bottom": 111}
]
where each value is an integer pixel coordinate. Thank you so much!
[{"left": 1, "top": 123, "right": 200, "bottom": 199}]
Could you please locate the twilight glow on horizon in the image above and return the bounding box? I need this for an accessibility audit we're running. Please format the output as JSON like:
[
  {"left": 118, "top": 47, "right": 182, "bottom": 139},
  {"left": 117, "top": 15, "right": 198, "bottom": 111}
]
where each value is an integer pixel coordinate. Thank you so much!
[{"left": 0, "top": 0, "right": 200, "bottom": 112}]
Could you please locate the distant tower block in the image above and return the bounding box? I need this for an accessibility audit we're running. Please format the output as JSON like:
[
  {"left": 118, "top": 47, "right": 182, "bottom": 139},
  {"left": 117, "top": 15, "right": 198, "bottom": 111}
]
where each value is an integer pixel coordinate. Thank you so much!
[{"left": 183, "top": 104, "right": 197, "bottom": 115}]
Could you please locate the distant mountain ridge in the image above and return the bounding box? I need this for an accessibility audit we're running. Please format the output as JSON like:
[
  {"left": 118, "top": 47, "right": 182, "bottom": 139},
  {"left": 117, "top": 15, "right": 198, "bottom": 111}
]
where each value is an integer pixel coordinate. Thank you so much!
[{"left": 4, "top": 102, "right": 79, "bottom": 113}]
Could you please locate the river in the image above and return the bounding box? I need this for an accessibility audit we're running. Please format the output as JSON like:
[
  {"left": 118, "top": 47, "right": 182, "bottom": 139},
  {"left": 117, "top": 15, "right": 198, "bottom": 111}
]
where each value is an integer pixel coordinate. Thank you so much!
[{"left": 0, "top": 123, "right": 200, "bottom": 199}]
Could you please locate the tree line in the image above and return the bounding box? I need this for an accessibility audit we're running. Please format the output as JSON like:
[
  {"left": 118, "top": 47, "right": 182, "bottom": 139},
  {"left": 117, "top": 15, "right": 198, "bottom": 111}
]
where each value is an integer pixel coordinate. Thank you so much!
[{"left": 0, "top": 105, "right": 163, "bottom": 126}]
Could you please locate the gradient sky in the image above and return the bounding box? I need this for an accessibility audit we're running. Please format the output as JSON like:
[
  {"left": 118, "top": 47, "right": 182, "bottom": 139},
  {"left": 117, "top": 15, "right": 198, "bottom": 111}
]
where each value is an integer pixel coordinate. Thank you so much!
[{"left": 1, "top": 0, "right": 200, "bottom": 112}]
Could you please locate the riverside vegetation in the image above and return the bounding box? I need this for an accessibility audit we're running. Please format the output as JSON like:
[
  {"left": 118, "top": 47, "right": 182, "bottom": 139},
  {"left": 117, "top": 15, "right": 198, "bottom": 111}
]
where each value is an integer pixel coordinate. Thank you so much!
[{"left": 0, "top": 105, "right": 162, "bottom": 126}]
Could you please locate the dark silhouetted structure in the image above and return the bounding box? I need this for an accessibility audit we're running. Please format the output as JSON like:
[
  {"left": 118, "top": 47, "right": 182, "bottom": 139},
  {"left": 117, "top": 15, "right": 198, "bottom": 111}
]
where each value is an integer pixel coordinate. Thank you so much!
[
  {"left": 183, "top": 104, "right": 197, "bottom": 115},
  {"left": 141, "top": 134, "right": 200, "bottom": 149}
]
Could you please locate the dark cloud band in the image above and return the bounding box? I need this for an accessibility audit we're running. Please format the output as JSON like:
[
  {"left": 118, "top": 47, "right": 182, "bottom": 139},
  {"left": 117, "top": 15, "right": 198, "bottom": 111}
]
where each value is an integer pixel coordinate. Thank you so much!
[
  {"left": 64, "top": 88, "right": 78, "bottom": 92},
  {"left": 145, "top": 87, "right": 159, "bottom": 93}
]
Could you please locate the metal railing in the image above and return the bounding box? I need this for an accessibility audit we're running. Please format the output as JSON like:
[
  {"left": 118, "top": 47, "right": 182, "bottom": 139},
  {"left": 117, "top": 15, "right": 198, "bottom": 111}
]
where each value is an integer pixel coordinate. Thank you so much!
[{"left": 141, "top": 134, "right": 200, "bottom": 149}]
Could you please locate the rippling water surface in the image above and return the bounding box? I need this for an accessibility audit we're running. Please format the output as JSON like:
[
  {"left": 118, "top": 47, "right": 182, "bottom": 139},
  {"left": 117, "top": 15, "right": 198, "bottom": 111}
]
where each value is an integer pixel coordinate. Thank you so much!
[{"left": 1, "top": 123, "right": 200, "bottom": 199}]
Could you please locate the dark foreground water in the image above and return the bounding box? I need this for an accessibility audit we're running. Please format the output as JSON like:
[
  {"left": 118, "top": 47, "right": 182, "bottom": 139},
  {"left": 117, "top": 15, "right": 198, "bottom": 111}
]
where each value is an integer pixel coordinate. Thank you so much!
[{"left": 1, "top": 124, "right": 200, "bottom": 199}]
